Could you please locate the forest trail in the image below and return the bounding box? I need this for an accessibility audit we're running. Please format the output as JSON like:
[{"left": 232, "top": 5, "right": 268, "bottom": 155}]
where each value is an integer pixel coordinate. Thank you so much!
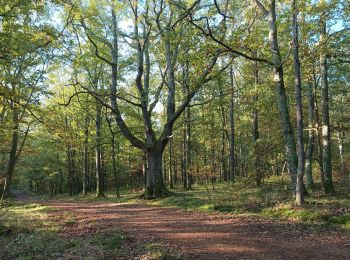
[{"left": 14, "top": 193, "right": 350, "bottom": 259}]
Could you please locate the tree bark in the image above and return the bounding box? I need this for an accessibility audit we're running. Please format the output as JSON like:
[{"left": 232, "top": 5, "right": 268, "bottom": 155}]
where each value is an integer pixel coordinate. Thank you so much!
[
  {"left": 145, "top": 148, "right": 166, "bottom": 197},
  {"left": 83, "top": 116, "right": 89, "bottom": 195},
  {"left": 183, "top": 67, "right": 193, "bottom": 190},
  {"left": 182, "top": 128, "right": 187, "bottom": 188},
  {"left": 57, "top": 152, "right": 63, "bottom": 194},
  {"left": 1, "top": 107, "right": 19, "bottom": 200},
  {"left": 218, "top": 82, "right": 228, "bottom": 182},
  {"left": 268, "top": 0, "right": 298, "bottom": 190},
  {"left": 314, "top": 82, "right": 325, "bottom": 187},
  {"left": 291, "top": 0, "right": 305, "bottom": 205},
  {"left": 168, "top": 137, "right": 174, "bottom": 188},
  {"left": 111, "top": 131, "right": 120, "bottom": 197},
  {"left": 336, "top": 130, "right": 344, "bottom": 171},
  {"left": 305, "top": 82, "right": 315, "bottom": 189},
  {"left": 185, "top": 104, "right": 192, "bottom": 190},
  {"left": 67, "top": 144, "right": 76, "bottom": 196},
  {"left": 252, "top": 58, "right": 261, "bottom": 186},
  {"left": 95, "top": 100, "right": 104, "bottom": 197},
  {"left": 229, "top": 66, "right": 235, "bottom": 182},
  {"left": 319, "top": 19, "right": 334, "bottom": 192}
]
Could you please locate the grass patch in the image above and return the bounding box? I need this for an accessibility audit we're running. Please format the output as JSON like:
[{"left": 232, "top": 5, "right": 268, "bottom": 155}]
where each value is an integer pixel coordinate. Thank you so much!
[{"left": 143, "top": 242, "right": 172, "bottom": 259}]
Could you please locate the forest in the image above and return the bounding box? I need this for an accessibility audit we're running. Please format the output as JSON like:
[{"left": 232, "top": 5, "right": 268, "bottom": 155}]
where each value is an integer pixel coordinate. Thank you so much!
[{"left": 0, "top": 0, "right": 350, "bottom": 259}]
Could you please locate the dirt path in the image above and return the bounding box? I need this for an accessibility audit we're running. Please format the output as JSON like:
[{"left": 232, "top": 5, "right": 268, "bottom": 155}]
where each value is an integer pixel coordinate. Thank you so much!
[{"left": 13, "top": 192, "right": 350, "bottom": 259}]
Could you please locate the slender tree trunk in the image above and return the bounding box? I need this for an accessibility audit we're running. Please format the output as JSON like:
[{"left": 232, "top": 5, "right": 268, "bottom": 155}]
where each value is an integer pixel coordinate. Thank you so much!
[
  {"left": 229, "top": 66, "right": 235, "bottom": 182},
  {"left": 142, "top": 153, "right": 147, "bottom": 190},
  {"left": 185, "top": 104, "right": 192, "bottom": 190},
  {"left": 57, "top": 152, "right": 63, "bottom": 194},
  {"left": 59, "top": 167, "right": 63, "bottom": 194},
  {"left": 1, "top": 108, "right": 19, "bottom": 200},
  {"left": 319, "top": 12, "right": 334, "bottom": 192},
  {"left": 182, "top": 128, "right": 187, "bottom": 188},
  {"left": 83, "top": 116, "right": 89, "bottom": 195},
  {"left": 67, "top": 144, "right": 76, "bottom": 196},
  {"left": 336, "top": 130, "right": 344, "bottom": 171},
  {"left": 163, "top": 154, "right": 167, "bottom": 185},
  {"left": 182, "top": 63, "right": 192, "bottom": 190},
  {"left": 95, "top": 101, "right": 104, "bottom": 197},
  {"left": 252, "top": 57, "right": 261, "bottom": 186},
  {"left": 101, "top": 147, "right": 107, "bottom": 192},
  {"left": 268, "top": 0, "right": 298, "bottom": 190},
  {"left": 313, "top": 78, "right": 325, "bottom": 187},
  {"left": 89, "top": 159, "right": 94, "bottom": 192},
  {"left": 174, "top": 157, "right": 178, "bottom": 185},
  {"left": 292, "top": 0, "right": 305, "bottom": 205},
  {"left": 221, "top": 127, "right": 227, "bottom": 181},
  {"left": 111, "top": 132, "right": 120, "bottom": 197},
  {"left": 168, "top": 138, "right": 174, "bottom": 188},
  {"left": 305, "top": 82, "right": 315, "bottom": 188}
]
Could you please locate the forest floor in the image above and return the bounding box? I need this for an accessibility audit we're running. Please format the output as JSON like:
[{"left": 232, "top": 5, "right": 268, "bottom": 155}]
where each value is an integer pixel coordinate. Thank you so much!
[{"left": 1, "top": 188, "right": 350, "bottom": 259}]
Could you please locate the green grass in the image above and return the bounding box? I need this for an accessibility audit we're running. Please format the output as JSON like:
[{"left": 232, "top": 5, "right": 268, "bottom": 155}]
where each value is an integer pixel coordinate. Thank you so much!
[{"left": 144, "top": 242, "right": 169, "bottom": 259}]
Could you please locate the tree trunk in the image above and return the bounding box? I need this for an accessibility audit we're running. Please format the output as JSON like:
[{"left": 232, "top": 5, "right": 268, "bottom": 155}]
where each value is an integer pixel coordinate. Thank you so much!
[
  {"left": 182, "top": 129, "right": 187, "bottom": 189},
  {"left": 174, "top": 157, "right": 178, "bottom": 185},
  {"left": 252, "top": 57, "right": 261, "bottom": 186},
  {"left": 163, "top": 154, "right": 167, "bottom": 185},
  {"left": 336, "top": 130, "right": 344, "bottom": 171},
  {"left": 95, "top": 101, "right": 104, "bottom": 197},
  {"left": 101, "top": 147, "right": 107, "bottom": 192},
  {"left": 67, "top": 144, "right": 76, "bottom": 196},
  {"left": 268, "top": 0, "right": 298, "bottom": 190},
  {"left": 292, "top": 0, "right": 305, "bottom": 205},
  {"left": 182, "top": 63, "right": 192, "bottom": 190},
  {"left": 1, "top": 108, "right": 19, "bottom": 200},
  {"left": 111, "top": 132, "right": 120, "bottom": 197},
  {"left": 319, "top": 17, "right": 334, "bottom": 192},
  {"left": 305, "top": 82, "right": 315, "bottom": 188},
  {"left": 168, "top": 138, "right": 174, "bottom": 188},
  {"left": 185, "top": 104, "right": 192, "bottom": 190},
  {"left": 221, "top": 127, "right": 227, "bottom": 181},
  {"left": 57, "top": 152, "right": 63, "bottom": 194},
  {"left": 229, "top": 66, "right": 235, "bottom": 182},
  {"left": 313, "top": 78, "right": 325, "bottom": 187},
  {"left": 83, "top": 116, "right": 89, "bottom": 195},
  {"left": 145, "top": 148, "right": 167, "bottom": 198}
]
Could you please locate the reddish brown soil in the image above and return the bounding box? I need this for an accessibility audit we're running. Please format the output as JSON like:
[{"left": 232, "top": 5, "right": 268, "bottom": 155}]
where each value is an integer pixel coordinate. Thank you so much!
[{"left": 15, "top": 193, "right": 350, "bottom": 259}]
